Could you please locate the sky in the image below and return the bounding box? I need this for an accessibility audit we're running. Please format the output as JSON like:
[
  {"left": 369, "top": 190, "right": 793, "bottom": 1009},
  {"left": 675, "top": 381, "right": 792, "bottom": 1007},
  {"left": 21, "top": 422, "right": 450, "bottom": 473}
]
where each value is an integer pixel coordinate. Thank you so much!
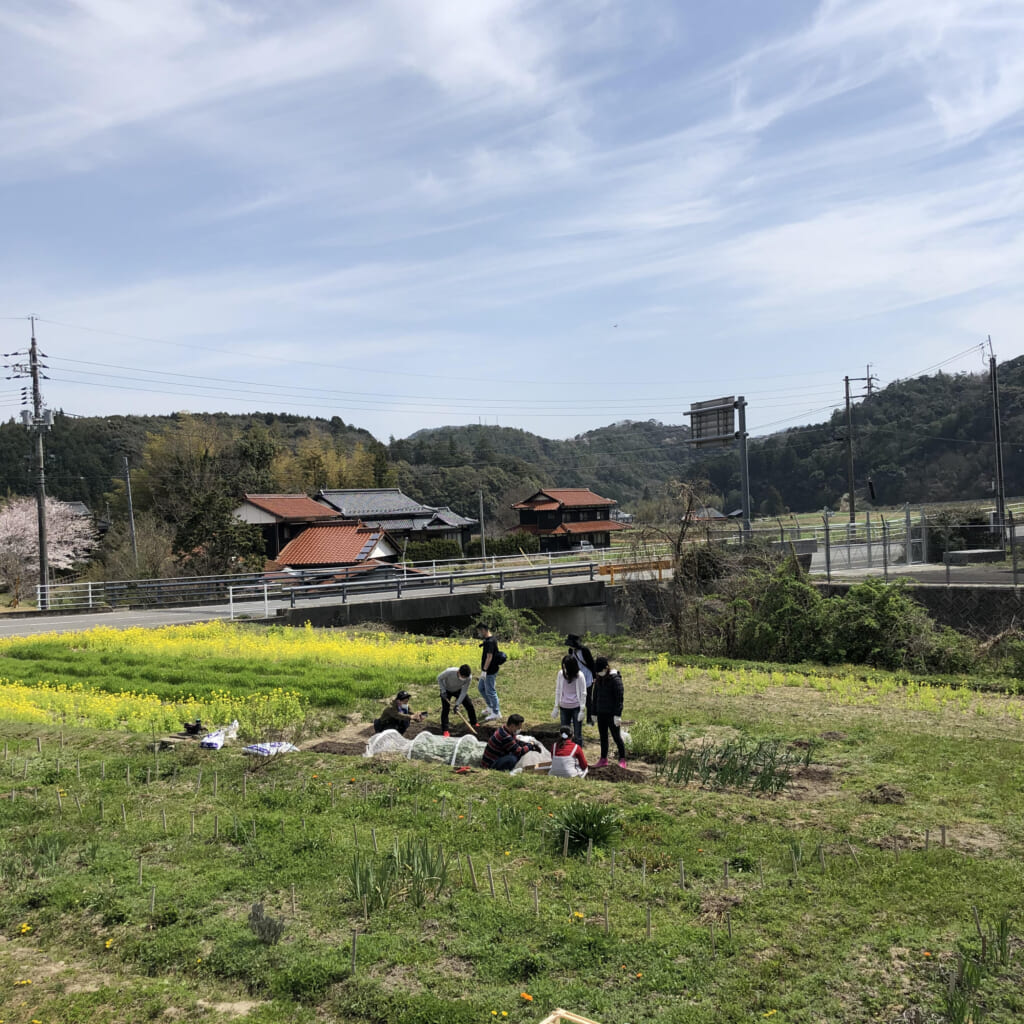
[{"left": 2, "top": 0, "right": 1023, "bottom": 443}]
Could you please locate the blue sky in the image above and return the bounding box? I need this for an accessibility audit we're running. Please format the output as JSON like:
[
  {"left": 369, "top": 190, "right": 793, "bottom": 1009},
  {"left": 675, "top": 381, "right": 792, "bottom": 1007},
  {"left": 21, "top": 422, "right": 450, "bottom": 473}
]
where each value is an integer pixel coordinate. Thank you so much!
[{"left": 2, "top": 0, "right": 1022, "bottom": 442}]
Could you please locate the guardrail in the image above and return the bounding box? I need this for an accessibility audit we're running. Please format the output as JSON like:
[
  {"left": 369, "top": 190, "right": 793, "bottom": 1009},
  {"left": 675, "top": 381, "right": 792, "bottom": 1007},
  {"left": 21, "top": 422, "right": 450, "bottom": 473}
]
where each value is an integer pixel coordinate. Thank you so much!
[{"left": 227, "top": 560, "right": 601, "bottom": 620}]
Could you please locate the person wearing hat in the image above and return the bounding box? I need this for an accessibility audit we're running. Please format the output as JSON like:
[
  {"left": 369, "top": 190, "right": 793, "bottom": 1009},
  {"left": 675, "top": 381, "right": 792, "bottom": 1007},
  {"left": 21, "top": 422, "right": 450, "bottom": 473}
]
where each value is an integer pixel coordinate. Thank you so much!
[
  {"left": 372, "top": 690, "right": 426, "bottom": 735},
  {"left": 565, "top": 634, "right": 596, "bottom": 724},
  {"left": 549, "top": 723, "right": 589, "bottom": 778}
]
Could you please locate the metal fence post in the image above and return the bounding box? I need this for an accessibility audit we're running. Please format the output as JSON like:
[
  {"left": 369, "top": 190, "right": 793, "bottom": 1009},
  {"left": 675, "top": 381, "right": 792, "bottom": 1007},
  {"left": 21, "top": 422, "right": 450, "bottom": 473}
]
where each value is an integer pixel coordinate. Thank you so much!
[
  {"left": 449, "top": 574, "right": 455, "bottom": 595},
  {"left": 865, "top": 512, "right": 872, "bottom": 568},
  {"left": 228, "top": 587, "right": 234, "bottom": 621},
  {"left": 823, "top": 514, "right": 832, "bottom": 587},
  {"left": 263, "top": 584, "right": 269, "bottom": 618},
  {"left": 904, "top": 503, "right": 912, "bottom": 565},
  {"left": 920, "top": 507, "right": 929, "bottom": 563},
  {"left": 1011, "top": 510, "right": 1019, "bottom": 588},
  {"left": 881, "top": 519, "right": 889, "bottom": 581}
]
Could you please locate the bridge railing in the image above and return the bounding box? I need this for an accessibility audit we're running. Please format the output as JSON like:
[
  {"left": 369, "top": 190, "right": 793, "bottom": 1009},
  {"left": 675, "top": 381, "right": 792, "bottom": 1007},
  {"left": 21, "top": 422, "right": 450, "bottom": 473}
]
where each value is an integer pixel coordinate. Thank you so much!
[{"left": 227, "top": 560, "right": 603, "bottom": 619}]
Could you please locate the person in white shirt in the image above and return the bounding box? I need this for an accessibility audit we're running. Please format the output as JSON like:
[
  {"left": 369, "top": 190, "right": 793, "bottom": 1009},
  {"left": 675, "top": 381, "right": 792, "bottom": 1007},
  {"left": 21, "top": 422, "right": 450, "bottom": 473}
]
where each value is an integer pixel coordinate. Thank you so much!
[{"left": 552, "top": 653, "right": 586, "bottom": 745}]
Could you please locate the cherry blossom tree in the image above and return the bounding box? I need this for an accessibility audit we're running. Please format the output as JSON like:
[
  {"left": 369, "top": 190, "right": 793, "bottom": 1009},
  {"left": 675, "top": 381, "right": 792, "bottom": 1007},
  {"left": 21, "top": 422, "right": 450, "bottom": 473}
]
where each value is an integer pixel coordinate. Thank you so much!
[{"left": 0, "top": 496, "right": 97, "bottom": 606}]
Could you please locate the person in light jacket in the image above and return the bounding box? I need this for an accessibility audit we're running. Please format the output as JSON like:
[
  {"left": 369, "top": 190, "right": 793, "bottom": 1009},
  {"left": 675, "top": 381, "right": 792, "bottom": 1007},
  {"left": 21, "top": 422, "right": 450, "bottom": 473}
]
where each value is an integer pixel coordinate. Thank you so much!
[
  {"left": 591, "top": 656, "right": 626, "bottom": 768},
  {"left": 553, "top": 654, "right": 586, "bottom": 745}
]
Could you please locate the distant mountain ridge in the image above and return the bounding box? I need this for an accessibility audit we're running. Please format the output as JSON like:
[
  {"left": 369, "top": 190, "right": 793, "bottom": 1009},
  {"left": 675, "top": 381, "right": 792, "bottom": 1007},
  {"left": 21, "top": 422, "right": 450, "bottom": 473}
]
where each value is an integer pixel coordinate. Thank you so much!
[{"left": 2, "top": 359, "right": 1022, "bottom": 519}]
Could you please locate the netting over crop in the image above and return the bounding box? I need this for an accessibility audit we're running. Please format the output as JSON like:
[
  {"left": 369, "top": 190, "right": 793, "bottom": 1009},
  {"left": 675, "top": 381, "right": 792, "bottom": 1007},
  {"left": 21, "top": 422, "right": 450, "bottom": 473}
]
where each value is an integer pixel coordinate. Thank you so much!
[{"left": 364, "top": 729, "right": 549, "bottom": 770}]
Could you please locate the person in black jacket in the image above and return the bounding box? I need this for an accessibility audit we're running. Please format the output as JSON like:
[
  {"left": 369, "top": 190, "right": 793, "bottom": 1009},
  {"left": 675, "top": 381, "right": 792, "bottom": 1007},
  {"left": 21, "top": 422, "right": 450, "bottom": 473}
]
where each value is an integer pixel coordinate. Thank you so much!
[
  {"left": 565, "top": 634, "right": 596, "bottom": 724},
  {"left": 590, "top": 656, "right": 626, "bottom": 767}
]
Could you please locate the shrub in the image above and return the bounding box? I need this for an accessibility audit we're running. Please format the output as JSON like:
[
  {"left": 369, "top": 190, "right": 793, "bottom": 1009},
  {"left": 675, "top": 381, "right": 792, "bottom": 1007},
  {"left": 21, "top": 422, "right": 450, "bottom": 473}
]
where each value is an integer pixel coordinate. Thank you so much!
[
  {"left": 465, "top": 531, "right": 540, "bottom": 557},
  {"left": 248, "top": 902, "right": 285, "bottom": 945},
  {"left": 403, "top": 538, "right": 463, "bottom": 562},
  {"left": 626, "top": 720, "right": 675, "bottom": 763},
  {"left": 547, "top": 800, "right": 621, "bottom": 855}
]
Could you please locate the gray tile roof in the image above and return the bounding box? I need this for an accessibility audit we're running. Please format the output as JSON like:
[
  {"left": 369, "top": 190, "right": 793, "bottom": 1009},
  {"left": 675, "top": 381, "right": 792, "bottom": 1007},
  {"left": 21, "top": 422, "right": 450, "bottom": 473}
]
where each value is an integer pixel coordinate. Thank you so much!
[{"left": 317, "top": 488, "right": 431, "bottom": 517}]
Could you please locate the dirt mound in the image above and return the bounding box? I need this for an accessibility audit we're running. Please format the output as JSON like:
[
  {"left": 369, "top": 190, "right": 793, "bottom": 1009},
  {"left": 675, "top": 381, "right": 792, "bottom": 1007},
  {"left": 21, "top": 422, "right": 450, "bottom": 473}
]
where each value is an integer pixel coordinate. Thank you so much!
[
  {"left": 307, "top": 740, "right": 366, "bottom": 756},
  {"left": 587, "top": 763, "right": 644, "bottom": 783},
  {"left": 862, "top": 783, "right": 906, "bottom": 805}
]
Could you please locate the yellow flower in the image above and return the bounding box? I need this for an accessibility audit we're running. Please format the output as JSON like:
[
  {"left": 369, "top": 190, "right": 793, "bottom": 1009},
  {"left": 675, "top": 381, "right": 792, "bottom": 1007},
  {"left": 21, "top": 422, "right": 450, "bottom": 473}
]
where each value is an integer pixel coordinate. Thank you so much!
[
  {"left": 19, "top": 922, "right": 31, "bottom": 933},
  {"left": 105, "top": 938, "right": 113, "bottom": 949},
  {"left": 762, "top": 1013, "right": 777, "bottom": 1019}
]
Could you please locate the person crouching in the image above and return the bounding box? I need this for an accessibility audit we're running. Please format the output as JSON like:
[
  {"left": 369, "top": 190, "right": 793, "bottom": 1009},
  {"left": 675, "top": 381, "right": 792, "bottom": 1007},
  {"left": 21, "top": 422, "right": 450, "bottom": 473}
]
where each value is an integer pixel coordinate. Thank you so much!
[
  {"left": 481, "top": 714, "right": 540, "bottom": 771},
  {"left": 549, "top": 724, "right": 588, "bottom": 778}
]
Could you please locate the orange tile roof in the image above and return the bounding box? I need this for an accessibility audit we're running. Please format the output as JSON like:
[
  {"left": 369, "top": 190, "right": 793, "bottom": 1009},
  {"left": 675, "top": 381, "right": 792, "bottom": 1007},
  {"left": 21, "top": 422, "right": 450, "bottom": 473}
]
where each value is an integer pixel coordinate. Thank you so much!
[
  {"left": 550, "top": 520, "right": 627, "bottom": 535},
  {"left": 518, "top": 520, "right": 626, "bottom": 536},
  {"left": 512, "top": 488, "right": 616, "bottom": 510},
  {"left": 275, "top": 523, "right": 386, "bottom": 566},
  {"left": 244, "top": 494, "right": 341, "bottom": 522}
]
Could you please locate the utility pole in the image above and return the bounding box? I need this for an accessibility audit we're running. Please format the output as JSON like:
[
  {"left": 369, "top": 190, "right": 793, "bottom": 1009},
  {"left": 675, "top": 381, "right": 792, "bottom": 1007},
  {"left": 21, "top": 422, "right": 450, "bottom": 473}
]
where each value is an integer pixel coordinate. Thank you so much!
[
  {"left": 989, "top": 336, "right": 1007, "bottom": 535},
  {"left": 124, "top": 455, "right": 139, "bottom": 571},
  {"left": 841, "top": 370, "right": 878, "bottom": 523},
  {"left": 478, "top": 490, "right": 487, "bottom": 560},
  {"left": 736, "top": 396, "right": 751, "bottom": 536},
  {"left": 844, "top": 377, "right": 855, "bottom": 523}
]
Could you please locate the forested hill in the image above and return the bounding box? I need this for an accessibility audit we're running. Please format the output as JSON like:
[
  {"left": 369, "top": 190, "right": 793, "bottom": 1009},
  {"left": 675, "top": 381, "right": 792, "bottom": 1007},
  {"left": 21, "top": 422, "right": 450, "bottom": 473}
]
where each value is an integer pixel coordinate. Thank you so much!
[{"left": 1, "top": 359, "right": 1021, "bottom": 520}]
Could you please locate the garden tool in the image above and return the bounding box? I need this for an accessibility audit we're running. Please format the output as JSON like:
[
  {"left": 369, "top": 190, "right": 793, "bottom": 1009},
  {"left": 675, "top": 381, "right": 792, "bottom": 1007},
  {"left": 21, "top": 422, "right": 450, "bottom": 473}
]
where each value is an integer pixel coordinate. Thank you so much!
[{"left": 454, "top": 704, "right": 477, "bottom": 735}]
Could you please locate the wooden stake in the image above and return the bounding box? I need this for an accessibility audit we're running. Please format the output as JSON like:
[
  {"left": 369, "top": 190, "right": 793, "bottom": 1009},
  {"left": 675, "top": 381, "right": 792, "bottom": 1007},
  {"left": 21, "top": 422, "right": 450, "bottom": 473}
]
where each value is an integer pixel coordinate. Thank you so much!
[
  {"left": 790, "top": 847, "right": 798, "bottom": 874},
  {"left": 149, "top": 886, "right": 156, "bottom": 913},
  {"left": 121, "top": 802, "right": 127, "bottom": 824},
  {"left": 190, "top": 811, "right": 196, "bottom": 836},
  {"left": 604, "top": 898, "right": 609, "bottom": 935},
  {"left": 642, "top": 858, "right": 647, "bottom": 888},
  {"left": 679, "top": 860, "right": 685, "bottom": 887},
  {"left": 846, "top": 841, "right": 860, "bottom": 869},
  {"left": 291, "top": 884, "right": 297, "bottom": 915},
  {"left": 213, "top": 771, "right": 218, "bottom": 797},
  {"left": 466, "top": 854, "right": 479, "bottom": 890},
  {"left": 467, "top": 798, "right": 473, "bottom": 824},
  {"left": 818, "top": 845, "right": 826, "bottom": 872},
  {"left": 371, "top": 828, "right": 378, "bottom": 853},
  {"left": 726, "top": 910, "right": 732, "bottom": 940},
  {"left": 36, "top": 736, "right": 41, "bottom": 754},
  {"left": 586, "top": 839, "right": 593, "bottom": 866},
  {"left": 723, "top": 860, "right": 729, "bottom": 886},
  {"left": 563, "top": 830, "right": 570, "bottom": 858},
  {"left": 195, "top": 770, "right": 202, "bottom": 794},
  {"left": 440, "top": 795, "right": 446, "bottom": 819},
  {"left": 101, "top": 761, "right": 105, "bottom": 779},
  {"left": 137, "top": 856, "right": 143, "bottom": 884},
  {"left": 162, "top": 809, "right": 167, "bottom": 834},
  {"left": 214, "top": 814, "right": 219, "bottom": 838},
  {"left": 486, "top": 863, "right": 496, "bottom": 898},
  {"left": 362, "top": 895, "right": 369, "bottom": 922},
  {"left": 646, "top": 906, "right": 651, "bottom": 939},
  {"left": 73, "top": 794, "right": 82, "bottom": 815},
  {"left": 941, "top": 825, "right": 947, "bottom": 848},
  {"left": 611, "top": 850, "right": 615, "bottom": 880},
  {"left": 76, "top": 757, "right": 80, "bottom": 779},
  {"left": 533, "top": 883, "right": 539, "bottom": 916},
  {"left": 351, "top": 931, "right": 358, "bottom": 974},
  {"left": 503, "top": 871, "right": 511, "bottom": 905}
]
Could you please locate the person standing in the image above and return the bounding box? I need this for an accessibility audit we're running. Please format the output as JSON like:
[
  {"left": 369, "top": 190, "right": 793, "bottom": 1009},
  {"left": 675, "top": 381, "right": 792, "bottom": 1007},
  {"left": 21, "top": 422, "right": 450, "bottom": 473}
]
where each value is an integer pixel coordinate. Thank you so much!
[
  {"left": 552, "top": 654, "right": 586, "bottom": 745},
  {"left": 481, "top": 714, "right": 539, "bottom": 771},
  {"left": 566, "top": 634, "right": 596, "bottom": 724},
  {"left": 437, "top": 664, "right": 477, "bottom": 736},
  {"left": 475, "top": 621, "right": 501, "bottom": 722},
  {"left": 549, "top": 724, "right": 588, "bottom": 778},
  {"left": 591, "top": 656, "right": 626, "bottom": 768}
]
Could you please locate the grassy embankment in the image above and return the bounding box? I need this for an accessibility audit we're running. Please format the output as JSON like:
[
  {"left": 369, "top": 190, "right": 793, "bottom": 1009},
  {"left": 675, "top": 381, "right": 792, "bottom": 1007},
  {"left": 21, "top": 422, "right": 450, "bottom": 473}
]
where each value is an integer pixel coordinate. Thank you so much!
[{"left": 2, "top": 622, "right": 1024, "bottom": 1023}]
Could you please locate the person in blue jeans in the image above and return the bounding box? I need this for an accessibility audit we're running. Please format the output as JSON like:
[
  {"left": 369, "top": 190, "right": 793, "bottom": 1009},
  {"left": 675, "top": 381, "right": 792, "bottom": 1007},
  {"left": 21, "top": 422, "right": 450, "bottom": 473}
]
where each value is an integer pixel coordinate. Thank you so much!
[{"left": 475, "top": 621, "right": 501, "bottom": 722}]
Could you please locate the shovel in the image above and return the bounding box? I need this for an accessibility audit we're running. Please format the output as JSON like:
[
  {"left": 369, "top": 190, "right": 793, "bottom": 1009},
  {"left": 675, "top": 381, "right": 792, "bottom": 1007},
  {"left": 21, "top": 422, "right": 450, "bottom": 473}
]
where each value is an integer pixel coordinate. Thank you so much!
[{"left": 454, "top": 704, "right": 477, "bottom": 736}]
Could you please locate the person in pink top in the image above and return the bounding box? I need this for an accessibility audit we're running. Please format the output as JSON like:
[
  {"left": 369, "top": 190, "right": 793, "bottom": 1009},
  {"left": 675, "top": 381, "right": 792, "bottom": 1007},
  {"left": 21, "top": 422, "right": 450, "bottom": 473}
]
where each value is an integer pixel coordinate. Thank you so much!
[{"left": 553, "top": 653, "right": 586, "bottom": 745}]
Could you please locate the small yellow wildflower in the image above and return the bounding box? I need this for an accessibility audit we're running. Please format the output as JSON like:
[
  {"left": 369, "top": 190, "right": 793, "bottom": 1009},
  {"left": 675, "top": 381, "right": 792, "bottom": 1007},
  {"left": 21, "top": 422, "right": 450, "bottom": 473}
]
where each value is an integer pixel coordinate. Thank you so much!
[{"left": 19, "top": 922, "right": 31, "bottom": 933}]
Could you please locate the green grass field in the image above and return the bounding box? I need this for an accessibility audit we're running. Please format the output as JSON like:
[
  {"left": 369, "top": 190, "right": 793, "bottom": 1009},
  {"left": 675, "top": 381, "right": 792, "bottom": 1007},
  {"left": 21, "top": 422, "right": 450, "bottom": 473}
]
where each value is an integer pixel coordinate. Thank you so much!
[{"left": 2, "top": 625, "right": 1024, "bottom": 1023}]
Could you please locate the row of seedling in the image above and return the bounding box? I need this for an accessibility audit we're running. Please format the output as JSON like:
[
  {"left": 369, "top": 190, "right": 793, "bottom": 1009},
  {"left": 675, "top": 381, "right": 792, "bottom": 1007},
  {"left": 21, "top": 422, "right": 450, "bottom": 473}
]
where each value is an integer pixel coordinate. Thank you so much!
[{"left": 655, "top": 739, "right": 814, "bottom": 794}]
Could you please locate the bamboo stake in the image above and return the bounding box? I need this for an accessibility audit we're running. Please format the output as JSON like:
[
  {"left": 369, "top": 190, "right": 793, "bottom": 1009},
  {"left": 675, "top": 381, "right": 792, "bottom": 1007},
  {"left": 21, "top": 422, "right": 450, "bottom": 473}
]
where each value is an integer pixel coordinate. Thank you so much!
[
  {"left": 487, "top": 863, "right": 496, "bottom": 898},
  {"left": 533, "top": 883, "right": 539, "bottom": 916},
  {"left": 73, "top": 794, "right": 82, "bottom": 815},
  {"left": 466, "top": 854, "right": 479, "bottom": 890},
  {"left": 291, "top": 884, "right": 297, "bottom": 915},
  {"left": 149, "top": 886, "right": 156, "bottom": 913},
  {"left": 351, "top": 931, "right": 358, "bottom": 974},
  {"left": 503, "top": 871, "right": 511, "bottom": 905},
  {"left": 162, "top": 809, "right": 167, "bottom": 834},
  {"left": 121, "top": 802, "right": 127, "bottom": 824},
  {"left": 563, "top": 830, "right": 570, "bottom": 858}
]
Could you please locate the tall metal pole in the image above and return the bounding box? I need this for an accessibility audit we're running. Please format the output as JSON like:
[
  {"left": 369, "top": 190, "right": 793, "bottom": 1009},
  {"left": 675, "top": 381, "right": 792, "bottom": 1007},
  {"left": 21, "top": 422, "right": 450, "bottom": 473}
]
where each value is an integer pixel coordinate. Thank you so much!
[
  {"left": 478, "top": 490, "right": 487, "bottom": 560},
  {"left": 124, "top": 455, "right": 139, "bottom": 571},
  {"left": 989, "top": 338, "right": 1006, "bottom": 542},
  {"left": 28, "top": 318, "right": 50, "bottom": 609},
  {"left": 844, "top": 376, "right": 855, "bottom": 523},
  {"left": 736, "top": 396, "right": 751, "bottom": 537}
]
